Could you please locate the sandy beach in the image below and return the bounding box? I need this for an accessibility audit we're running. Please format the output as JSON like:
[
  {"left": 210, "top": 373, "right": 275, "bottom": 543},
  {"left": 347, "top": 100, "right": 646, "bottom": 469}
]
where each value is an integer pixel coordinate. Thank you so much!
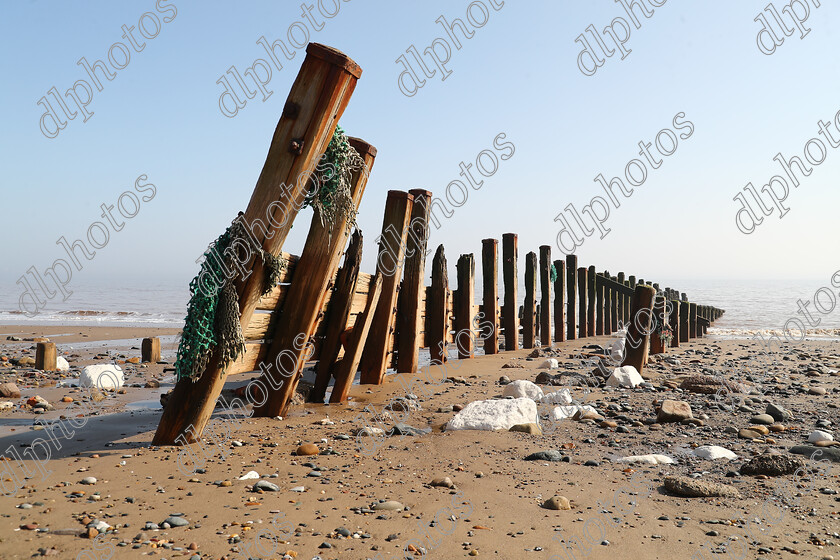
[{"left": 1, "top": 325, "right": 838, "bottom": 560}]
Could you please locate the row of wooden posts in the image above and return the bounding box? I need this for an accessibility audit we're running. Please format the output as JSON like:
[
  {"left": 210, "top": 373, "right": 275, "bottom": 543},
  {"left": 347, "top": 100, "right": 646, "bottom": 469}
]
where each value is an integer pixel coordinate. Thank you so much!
[{"left": 150, "top": 43, "right": 723, "bottom": 446}]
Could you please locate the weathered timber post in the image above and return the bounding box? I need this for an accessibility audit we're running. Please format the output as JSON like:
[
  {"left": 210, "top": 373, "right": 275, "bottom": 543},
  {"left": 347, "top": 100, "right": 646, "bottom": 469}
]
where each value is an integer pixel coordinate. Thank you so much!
[
  {"left": 679, "top": 301, "right": 690, "bottom": 343},
  {"left": 35, "top": 342, "right": 56, "bottom": 371},
  {"left": 587, "top": 265, "right": 596, "bottom": 337},
  {"left": 154, "top": 44, "right": 362, "bottom": 444},
  {"left": 310, "top": 230, "right": 363, "bottom": 403},
  {"left": 330, "top": 274, "right": 383, "bottom": 403},
  {"left": 395, "top": 189, "right": 432, "bottom": 374},
  {"left": 522, "top": 252, "right": 537, "bottom": 349},
  {"left": 689, "top": 302, "right": 697, "bottom": 339},
  {"left": 577, "top": 267, "right": 587, "bottom": 339},
  {"left": 502, "top": 234, "right": 519, "bottom": 351},
  {"left": 539, "top": 246, "right": 552, "bottom": 346},
  {"left": 553, "top": 259, "right": 565, "bottom": 342},
  {"left": 649, "top": 295, "right": 666, "bottom": 355},
  {"left": 610, "top": 276, "right": 619, "bottom": 333},
  {"left": 596, "top": 273, "right": 605, "bottom": 335},
  {"left": 142, "top": 337, "right": 161, "bottom": 363},
  {"left": 481, "top": 239, "right": 499, "bottom": 355},
  {"left": 669, "top": 298, "right": 680, "bottom": 348},
  {"left": 427, "top": 245, "right": 449, "bottom": 363},
  {"left": 622, "top": 284, "right": 656, "bottom": 376},
  {"left": 604, "top": 271, "right": 613, "bottom": 335},
  {"left": 616, "top": 272, "right": 625, "bottom": 328},
  {"left": 566, "top": 255, "right": 577, "bottom": 340},
  {"left": 623, "top": 279, "right": 631, "bottom": 325},
  {"left": 455, "top": 254, "right": 476, "bottom": 358},
  {"left": 535, "top": 304, "right": 541, "bottom": 340},
  {"left": 255, "top": 138, "right": 377, "bottom": 417},
  {"left": 359, "top": 191, "right": 414, "bottom": 384}
]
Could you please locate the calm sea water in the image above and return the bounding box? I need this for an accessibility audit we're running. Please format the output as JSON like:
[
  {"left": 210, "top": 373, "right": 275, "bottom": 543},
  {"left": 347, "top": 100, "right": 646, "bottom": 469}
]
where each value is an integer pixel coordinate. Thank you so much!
[{"left": 2, "top": 278, "right": 839, "bottom": 339}]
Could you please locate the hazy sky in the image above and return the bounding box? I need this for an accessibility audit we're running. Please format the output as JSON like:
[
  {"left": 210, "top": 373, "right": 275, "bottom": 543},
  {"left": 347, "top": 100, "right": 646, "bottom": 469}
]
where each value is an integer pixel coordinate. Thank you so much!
[{"left": 2, "top": 0, "right": 839, "bottom": 311}]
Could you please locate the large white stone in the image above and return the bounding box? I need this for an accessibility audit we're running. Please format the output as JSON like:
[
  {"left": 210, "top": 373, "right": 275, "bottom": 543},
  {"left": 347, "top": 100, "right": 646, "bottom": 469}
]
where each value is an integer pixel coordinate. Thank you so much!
[
  {"left": 605, "top": 366, "right": 643, "bottom": 388},
  {"left": 539, "top": 359, "right": 559, "bottom": 369},
  {"left": 56, "top": 356, "right": 70, "bottom": 372},
  {"left": 808, "top": 430, "right": 834, "bottom": 443},
  {"left": 80, "top": 364, "right": 124, "bottom": 389},
  {"left": 446, "top": 398, "right": 538, "bottom": 431},
  {"left": 617, "top": 454, "right": 674, "bottom": 465},
  {"left": 540, "top": 388, "right": 573, "bottom": 405},
  {"left": 693, "top": 445, "right": 738, "bottom": 460},
  {"left": 502, "top": 380, "right": 544, "bottom": 401},
  {"left": 551, "top": 404, "right": 598, "bottom": 421}
]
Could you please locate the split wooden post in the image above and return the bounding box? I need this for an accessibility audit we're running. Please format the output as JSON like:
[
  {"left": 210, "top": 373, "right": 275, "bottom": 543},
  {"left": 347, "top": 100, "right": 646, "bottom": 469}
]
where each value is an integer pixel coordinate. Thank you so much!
[
  {"left": 522, "top": 252, "right": 537, "bottom": 349},
  {"left": 309, "top": 230, "right": 363, "bottom": 403},
  {"left": 35, "top": 342, "right": 56, "bottom": 371},
  {"left": 679, "top": 301, "right": 690, "bottom": 343},
  {"left": 622, "top": 284, "right": 656, "bottom": 375},
  {"left": 481, "top": 239, "right": 499, "bottom": 355},
  {"left": 587, "top": 265, "right": 596, "bottom": 337},
  {"left": 254, "top": 138, "right": 377, "bottom": 417},
  {"left": 539, "top": 246, "right": 552, "bottom": 346},
  {"left": 669, "top": 298, "right": 680, "bottom": 348},
  {"left": 649, "top": 295, "right": 666, "bottom": 355},
  {"left": 566, "top": 255, "right": 577, "bottom": 340},
  {"left": 502, "top": 234, "right": 519, "bottom": 351},
  {"left": 553, "top": 259, "right": 565, "bottom": 342},
  {"left": 329, "top": 274, "right": 383, "bottom": 403},
  {"left": 427, "top": 245, "right": 449, "bottom": 364},
  {"left": 616, "top": 272, "right": 625, "bottom": 326},
  {"left": 689, "top": 303, "right": 697, "bottom": 339},
  {"left": 141, "top": 337, "right": 161, "bottom": 363},
  {"left": 359, "top": 191, "right": 414, "bottom": 384},
  {"left": 596, "top": 273, "right": 605, "bottom": 335},
  {"left": 455, "top": 254, "right": 476, "bottom": 358},
  {"left": 395, "top": 189, "right": 432, "bottom": 374},
  {"left": 154, "top": 44, "right": 363, "bottom": 445},
  {"left": 577, "top": 267, "right": 587, "bottom": 339}
]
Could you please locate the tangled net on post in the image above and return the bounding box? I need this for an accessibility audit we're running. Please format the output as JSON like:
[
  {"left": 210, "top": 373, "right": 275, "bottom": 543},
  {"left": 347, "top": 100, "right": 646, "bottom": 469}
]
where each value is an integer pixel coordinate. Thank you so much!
[
  {"left": 304, "top": 126, "right": 364, "bottom": 233},
  {"left": 174, "top": 218, "right": 285, "bottom": 382}
]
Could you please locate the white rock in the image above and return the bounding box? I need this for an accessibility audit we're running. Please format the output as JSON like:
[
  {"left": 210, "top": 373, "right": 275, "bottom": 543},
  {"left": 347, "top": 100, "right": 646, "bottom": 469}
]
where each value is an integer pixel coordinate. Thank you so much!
[
  {"left": 87, "top": 520, "right": 111, "bottom": 532},
  {"left": 502, "top": 380, "right": 544, "bottom": 401},
  {"left": 605, "top": 366, "right": 643, "bottom": 388},
  {"left": 446, "top": 398, "right": 538, "bottom": 431},
  {"left": 539, "top": 359, "right": 559, "bottom": 369},
  {"left": 808, "top": 430, "right": 834, "bottom": 443},
  {"left": 238, "top": 470, "right": 260, "bottom": 480},
  {"left": 80, "top": 476, "right": 97, "bottom": 485},
  {"left": 693, "top": 445, "right": 738, "bottom": 460},
  {"left": 79, "top": 364, "right": 124, "bottom": 389},
  {"left": 617, "top": 454, "right": 674, "bottom": 465},
  {"left": 0, "top": 401, "right": 14, "bottom": 410},
  {"left": 540, "top": 388, "right": 573, "bottom": 405},
  {"left": 551, "top": 404, "right": 598, "bottom": 421},
  {"left": 56, "top": 356, "right": 70, "bottom": 372}
]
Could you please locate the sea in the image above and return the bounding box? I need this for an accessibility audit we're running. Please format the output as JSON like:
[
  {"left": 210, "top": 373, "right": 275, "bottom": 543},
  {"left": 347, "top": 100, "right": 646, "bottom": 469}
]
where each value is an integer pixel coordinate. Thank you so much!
[{"left": 2, "top": 277, "right": 840, "bottom": 341}]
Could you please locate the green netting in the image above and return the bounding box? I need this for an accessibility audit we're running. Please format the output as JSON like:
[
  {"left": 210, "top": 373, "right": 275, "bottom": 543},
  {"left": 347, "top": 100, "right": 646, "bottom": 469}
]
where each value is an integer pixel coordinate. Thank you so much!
[
  {"left": 174, "top": 126, "right": 361, "bottom": 383},
  {"left": 550, "top": 264, "right": 557, "bottom": 283}
]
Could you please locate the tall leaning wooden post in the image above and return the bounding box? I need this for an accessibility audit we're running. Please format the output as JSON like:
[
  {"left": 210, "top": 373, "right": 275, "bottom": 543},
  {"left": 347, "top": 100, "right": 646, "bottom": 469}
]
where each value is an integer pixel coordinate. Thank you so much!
[
  {"left": 427, "top": 245, "right": 449, "bottom": 364},
  {"left": 255, "top": 137, "right": 377, "bottom": 417},
  {"left": 587, "top": 265, "right": 596, "bottom": 337},
  {"left": 455, "top": 254, "right": 476, "bottom": 358},
  {"left": 396, "top": 189, "right": 432, "bottom": 374},
  {"left": 359, "top": 191, "right": 414, "bottom": 384},
  {"left": 539, "top": 246, "right": 552, "bottom": 346},
  {"left": 481, "top": 239, "right": 500, "bottom": 355},
  {"left": 553, "top": 259, "right": 565, "bottom": 342},
  {"left": 688, "top": 302, "right": 698, "bottom": 339},
  {"left": 669, "top": 298, "right": 680, "bottom": 348},
  {"left": 577, "top": 267, "right": 587, "bottom": 338},
  {"left": 522, "top": 252, "right": 537, "bottom": 349},
  {"left": 502, "top": 234, "right": 519, "bottom": 351},
  {"left": 566, "top": 255, "right": 578, "bottom": 340},
  {"left": 154, "top": 44, "right": 362, "bottom": 445},
  {"left": 622, "top": 284, "right": 656, "bottom": 376}
]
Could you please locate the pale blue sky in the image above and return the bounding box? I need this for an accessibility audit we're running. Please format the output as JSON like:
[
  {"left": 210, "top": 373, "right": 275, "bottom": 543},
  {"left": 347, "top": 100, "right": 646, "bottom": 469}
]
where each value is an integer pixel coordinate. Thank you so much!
[{"left": 2, "top": 0, "right": 839, "bottom": 312}]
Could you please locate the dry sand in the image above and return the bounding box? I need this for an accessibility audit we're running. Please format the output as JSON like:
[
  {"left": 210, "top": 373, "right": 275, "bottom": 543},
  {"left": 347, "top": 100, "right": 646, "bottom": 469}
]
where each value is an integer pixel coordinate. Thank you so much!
[{"left": 0, "top": 325, "right": 838, "bottom": 560}]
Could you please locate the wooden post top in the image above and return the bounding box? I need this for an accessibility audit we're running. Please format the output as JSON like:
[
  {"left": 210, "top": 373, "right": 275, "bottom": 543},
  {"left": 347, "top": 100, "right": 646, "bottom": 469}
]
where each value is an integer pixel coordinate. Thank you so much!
[
  {"left": 386, "top": 190, "right": 415, "bottom": 200},
  {"left": 348, "top": 137, "right": 377, "bottom": 158},
  {"left": 408, "top": 188, "right": 432, "bottom": 197},
  {"left": 306, "top": 43, "right": 362, "bottom": 78}
]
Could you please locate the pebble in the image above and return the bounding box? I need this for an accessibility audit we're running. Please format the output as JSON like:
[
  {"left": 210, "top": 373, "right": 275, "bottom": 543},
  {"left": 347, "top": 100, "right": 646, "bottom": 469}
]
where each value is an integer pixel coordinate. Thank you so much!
[
  {"left": 542, "top": 496, "right": 571, "bottom": 510},
  {"left": 254, "top": 481, "right": 280, "bottom": 492},
  {"left": 80, "top": 477, "right": 97, "bottom": 485},
  {"left": 750, "top": 414, "right": 775, "bottom": 425},
  {"left": 163, "top": 516, "right": 189, "bottom": 528},
  {"left": 372, "top": 500, "right": 404, "bottom": 511},
  {"left": 296, "top": 443, "right": 319, "bottom": 456}
]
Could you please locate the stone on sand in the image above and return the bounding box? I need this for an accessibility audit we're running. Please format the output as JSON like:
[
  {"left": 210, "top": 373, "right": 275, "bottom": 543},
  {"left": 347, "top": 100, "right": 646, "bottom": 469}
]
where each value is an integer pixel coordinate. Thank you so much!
[
  {"left": 542, "top": 496, "right": 571, "bottom": 510},
  {"left": 740, "top": 454, "right": 804, "bottom": 476},
  {"left": 446, "top": 398, "right": 538, "bottom": 431},
  {"left": 502, "top": 380, "right": 544, "bottom": 401},
  {"left": 693, "top": 446, "right": 737, "bottom": 460},
  {"left": 664, "top": 476, "right": 741, "bottom": 498},
  {"left": 296, "top": 443, "right": 320, "bottom": 455},
  {"left": 509, "top": 423, "right": 542, "bottom": 435},
  {"left": 606, "top": 366, "right": 644, "bottom": 388},
  {"left": 808, "top": 430, "right": 834, "bottom": 444},
  {"left": 617, "top": 454, "right": 674, "bottom": 465},
  {"left": 656, "top": 400, "right": 693, "bottom": 423},
  {"left": 79, "top": 364, "right": 124, "bottom": 389}
]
